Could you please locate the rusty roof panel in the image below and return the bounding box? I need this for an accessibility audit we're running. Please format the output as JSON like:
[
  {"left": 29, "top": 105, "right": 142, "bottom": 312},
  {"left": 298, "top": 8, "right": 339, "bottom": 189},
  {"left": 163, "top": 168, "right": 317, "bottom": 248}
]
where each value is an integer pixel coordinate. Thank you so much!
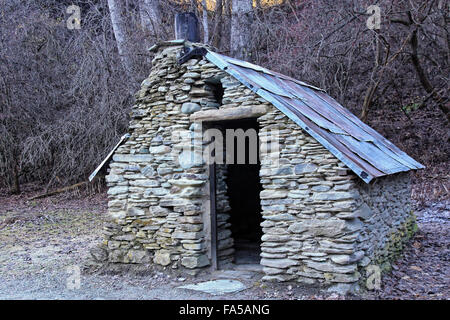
[
  {"left": 203, "top": 50, "right": 425, "bottom": 183},
  {"left": 262, "top": 89, "right": 385, "bottom": 180},
  {"left": 216, "top": 52, "right": 325, "bottom": 92},
  {"left": 286, "top": 84, "right": 375, "bottom": 141},
  {"left": 227, "top": 63, "right": 295, "bottom": 98}
]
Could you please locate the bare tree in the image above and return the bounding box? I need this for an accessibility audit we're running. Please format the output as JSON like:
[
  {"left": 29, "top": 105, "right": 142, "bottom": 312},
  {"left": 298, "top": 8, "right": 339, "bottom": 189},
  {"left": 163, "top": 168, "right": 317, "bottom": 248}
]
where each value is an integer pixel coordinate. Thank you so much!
[
  {"left": 1, "top": 0, "right": 448, "bottom": 195},
  {"left": 360, "top": 32, "right": 412, "bottom": 122},
  {"left": 107, "top": 0, "right": 134, "bottom": 78},
  {"left": 210, "top": 0, "right": 224, "bottom": 48},
  {"left": 140, "top": 0, "right": 161, "bottom": 39},
  {"left": 390, "top": 7, "right": 449, "bottom": 121},
  {"left": 230, "top": 0, "right": 253, "bottom": 61},
  {"left": 202, "top": 0, "right": 209, "bottom": 43}
]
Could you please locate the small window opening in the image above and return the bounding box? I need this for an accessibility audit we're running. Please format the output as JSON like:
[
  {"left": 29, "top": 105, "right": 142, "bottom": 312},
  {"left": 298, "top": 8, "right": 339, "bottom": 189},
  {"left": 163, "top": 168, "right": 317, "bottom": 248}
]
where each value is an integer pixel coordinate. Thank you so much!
[{"left": 205, "top": 77, "right": 224, "bottom": 105}]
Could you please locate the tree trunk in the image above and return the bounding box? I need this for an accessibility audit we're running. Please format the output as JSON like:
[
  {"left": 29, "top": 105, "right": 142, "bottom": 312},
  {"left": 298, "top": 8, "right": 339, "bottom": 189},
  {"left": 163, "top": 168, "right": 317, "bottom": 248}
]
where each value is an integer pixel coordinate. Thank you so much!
[
  {"left": 140, "top": 0, "right": 161, "bottom": 39},
  {"left": 360, "top": 34, "right": 383, "bottom": 122},
  {"left": 11, "top": 164, "right": 20, "bottom": 195},
  {"left": 230, "top": 0, "right": 253, "bottom": 61},
  {"left": 410, "top": 28, "right": 449, "bottom": 120},
  {"left": 202, "top": 0, "right": 209, "bottom": 43},
  {"left": 107, "top": 0, "right": 134, "bottom": 78},
  {"left": 211, "top": 0, "right": 223, "bottom": 49}
]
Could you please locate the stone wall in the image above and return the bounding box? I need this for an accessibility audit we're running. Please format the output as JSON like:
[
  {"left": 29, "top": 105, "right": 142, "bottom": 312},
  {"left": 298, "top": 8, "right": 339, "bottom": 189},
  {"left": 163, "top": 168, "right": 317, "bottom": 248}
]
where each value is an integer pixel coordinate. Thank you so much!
[
  {"left": 257, "top": 108, "right": 364, "bottom": 287},
  {"left": 214, "top": 164, "right": 234, "bottom": 266},
  {"left": 90, "top": 42, "right": 416, "bottom": 291},
  {"left": 256, "top": 105, "right": 415, "bottom": 292},
  {"left": 99, "top": 43, "right": 227, "bottom": 271},
  {"left": 95, "top": 43, "right": 263, "bottom": 272},
  {"left": 354, "top": 173, "right": 417, "bottom": 278}
]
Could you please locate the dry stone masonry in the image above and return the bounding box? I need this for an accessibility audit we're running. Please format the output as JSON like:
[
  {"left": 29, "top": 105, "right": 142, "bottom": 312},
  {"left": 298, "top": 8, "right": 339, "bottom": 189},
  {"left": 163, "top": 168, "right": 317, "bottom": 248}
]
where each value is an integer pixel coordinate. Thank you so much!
[{"left": 90, "top": 41, "right": 417, "bottom": 293}]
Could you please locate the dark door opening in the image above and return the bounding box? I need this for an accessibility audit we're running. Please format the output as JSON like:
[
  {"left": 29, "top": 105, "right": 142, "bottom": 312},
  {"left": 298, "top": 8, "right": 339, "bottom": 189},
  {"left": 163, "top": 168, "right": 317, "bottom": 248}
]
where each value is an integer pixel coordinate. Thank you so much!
[
  {"left": 227, "top": 162, "right": 262, "bottom": 265},
  {"left": 223, "top": 118, "right": 263, "bottom": 266}
]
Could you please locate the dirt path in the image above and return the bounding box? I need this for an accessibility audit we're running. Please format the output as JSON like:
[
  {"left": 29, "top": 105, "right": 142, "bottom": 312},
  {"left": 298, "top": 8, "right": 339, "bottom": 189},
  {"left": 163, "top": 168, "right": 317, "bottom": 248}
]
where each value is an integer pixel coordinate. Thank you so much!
[{"left": 0, "top": 187, "right": 448, "bottom": 300}]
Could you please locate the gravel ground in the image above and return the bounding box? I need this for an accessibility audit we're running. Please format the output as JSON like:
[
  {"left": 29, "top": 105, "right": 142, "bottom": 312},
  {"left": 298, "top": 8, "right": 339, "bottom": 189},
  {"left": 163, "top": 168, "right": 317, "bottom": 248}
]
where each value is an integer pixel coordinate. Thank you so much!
[
  {"left": 0, "top": 187, "right": 448, "bottom": 300},
  {"left": 365, "top": 201, "right": 450, "bottom": 299}
]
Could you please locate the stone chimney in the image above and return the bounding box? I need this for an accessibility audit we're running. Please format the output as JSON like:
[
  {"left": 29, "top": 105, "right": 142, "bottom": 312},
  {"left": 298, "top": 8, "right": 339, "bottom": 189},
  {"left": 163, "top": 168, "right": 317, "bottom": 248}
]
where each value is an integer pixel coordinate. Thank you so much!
[{"left": 175, "top": 12, "right": 200, "bottom": 43}]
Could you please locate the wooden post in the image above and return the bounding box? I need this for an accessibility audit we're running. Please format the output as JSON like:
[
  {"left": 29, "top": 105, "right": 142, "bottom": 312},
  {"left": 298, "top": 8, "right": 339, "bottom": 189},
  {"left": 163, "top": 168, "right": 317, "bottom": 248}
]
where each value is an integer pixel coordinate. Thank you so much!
[
  {"left": 209, "top": 163, "right": 218, "bottom": 270},
  {"left": 175, "top": 12, "right": 200, "bottom": 42}
]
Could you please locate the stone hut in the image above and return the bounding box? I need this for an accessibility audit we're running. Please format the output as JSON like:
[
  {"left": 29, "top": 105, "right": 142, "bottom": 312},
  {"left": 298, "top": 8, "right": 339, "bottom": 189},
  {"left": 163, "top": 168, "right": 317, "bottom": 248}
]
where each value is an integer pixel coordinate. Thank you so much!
[{"left": 90, "top": 40, "right": 424, "bottom": 293}]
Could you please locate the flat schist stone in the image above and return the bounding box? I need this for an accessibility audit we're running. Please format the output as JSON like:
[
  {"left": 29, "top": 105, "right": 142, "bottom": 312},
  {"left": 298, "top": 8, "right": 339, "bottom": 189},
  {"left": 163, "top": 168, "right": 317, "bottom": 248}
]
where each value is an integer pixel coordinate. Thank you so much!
[{"left": 178, "top": 279, "right": 247, "bottom": 295}]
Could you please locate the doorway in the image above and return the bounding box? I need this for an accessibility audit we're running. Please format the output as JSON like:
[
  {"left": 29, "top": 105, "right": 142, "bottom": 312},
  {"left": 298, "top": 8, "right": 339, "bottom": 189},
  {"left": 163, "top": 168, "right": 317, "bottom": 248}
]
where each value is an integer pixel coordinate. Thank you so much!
[
  {"left": 209, "top": 118, "right": 263, "bottom": 269},
  {"left": 227, "top": 158, "right": 263, "bottom": 265}
]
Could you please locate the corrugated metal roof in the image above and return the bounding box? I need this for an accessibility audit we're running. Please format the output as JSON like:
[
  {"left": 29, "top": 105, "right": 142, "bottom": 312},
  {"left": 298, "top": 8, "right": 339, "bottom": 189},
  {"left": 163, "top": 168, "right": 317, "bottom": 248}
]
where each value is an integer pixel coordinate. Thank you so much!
[{"left": 204, "top": 50, "right": 424, "bottom": 183}]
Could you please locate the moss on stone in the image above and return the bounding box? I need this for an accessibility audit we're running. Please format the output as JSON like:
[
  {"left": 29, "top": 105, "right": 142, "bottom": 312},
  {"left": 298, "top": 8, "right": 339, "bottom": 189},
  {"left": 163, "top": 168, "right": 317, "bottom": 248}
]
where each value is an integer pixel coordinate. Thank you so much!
[{"left": 358, "top": 211, "right": 417, "bottom": 291}]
